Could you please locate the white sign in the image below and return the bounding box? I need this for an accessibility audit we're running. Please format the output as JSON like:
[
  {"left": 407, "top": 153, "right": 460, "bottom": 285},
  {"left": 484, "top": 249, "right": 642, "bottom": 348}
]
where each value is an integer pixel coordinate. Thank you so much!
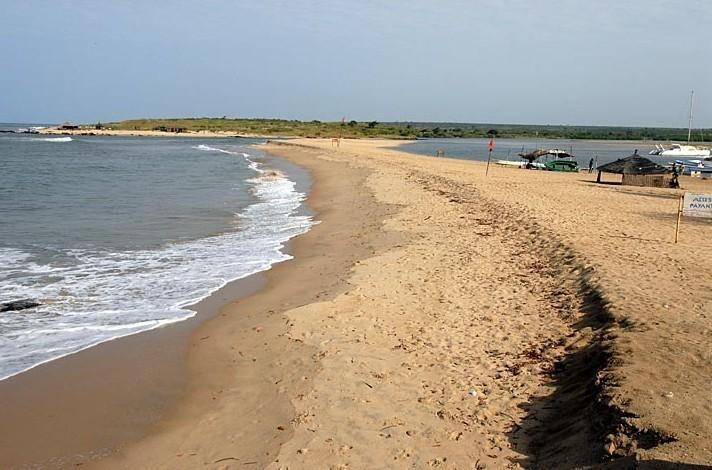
[{"left": 683, "top": 192, "right": 712, "bottom": 218}]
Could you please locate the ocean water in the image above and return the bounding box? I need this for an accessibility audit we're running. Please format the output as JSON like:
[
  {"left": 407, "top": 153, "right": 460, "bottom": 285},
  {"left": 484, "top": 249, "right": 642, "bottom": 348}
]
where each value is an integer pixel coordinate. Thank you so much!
[
  {"left": 0, "top": 130, "right": 315, "bottom": 380},
  {"left": 397, "top": 138, "right": 663, "bottom": 167}
]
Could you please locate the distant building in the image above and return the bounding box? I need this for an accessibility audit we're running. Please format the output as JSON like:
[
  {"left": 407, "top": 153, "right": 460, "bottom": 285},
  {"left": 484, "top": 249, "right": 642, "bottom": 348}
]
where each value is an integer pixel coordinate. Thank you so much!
[{"left": 154, "top": 126, "right": 186, "bottom": 133}]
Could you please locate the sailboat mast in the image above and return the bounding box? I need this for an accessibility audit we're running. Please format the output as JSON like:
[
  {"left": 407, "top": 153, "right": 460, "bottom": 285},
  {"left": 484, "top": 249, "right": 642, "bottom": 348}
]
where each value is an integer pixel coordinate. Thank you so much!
[{"left": 687, "top": 90, "right": 694, "bottom": 144}]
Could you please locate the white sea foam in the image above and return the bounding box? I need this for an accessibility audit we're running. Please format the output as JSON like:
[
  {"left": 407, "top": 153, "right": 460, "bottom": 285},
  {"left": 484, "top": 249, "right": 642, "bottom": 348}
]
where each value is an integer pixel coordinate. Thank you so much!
[
  {"left": 0, "top": 148, "right": 315, "bottom": 380},
  {"left": 194, "top": 144, "right": 247, "bottom": 157},
  {"left": 40, "top": 136, "right": 73, "bottom": 142}
]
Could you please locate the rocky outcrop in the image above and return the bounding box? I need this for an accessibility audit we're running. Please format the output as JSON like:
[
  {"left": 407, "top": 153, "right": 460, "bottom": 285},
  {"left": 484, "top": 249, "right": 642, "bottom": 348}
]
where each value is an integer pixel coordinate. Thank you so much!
[{"left": 0, "top": 299, "right": 41, "bottom": 312}]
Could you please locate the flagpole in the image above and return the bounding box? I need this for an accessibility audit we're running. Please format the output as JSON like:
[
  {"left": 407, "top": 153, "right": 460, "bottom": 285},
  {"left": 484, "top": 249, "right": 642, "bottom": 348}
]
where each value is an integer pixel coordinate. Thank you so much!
[
  {"left": 337, "top": 116, "right": 345, "bottom": 148},
  {"left": 485, "top": 135, "right": 495, "bottom": 176}
]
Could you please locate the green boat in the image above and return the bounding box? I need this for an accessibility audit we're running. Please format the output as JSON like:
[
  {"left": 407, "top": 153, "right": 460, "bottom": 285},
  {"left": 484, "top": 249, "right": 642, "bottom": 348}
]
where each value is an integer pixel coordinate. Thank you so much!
[{"left": 544, "top": 160, "right": 579, "bottom": 172}]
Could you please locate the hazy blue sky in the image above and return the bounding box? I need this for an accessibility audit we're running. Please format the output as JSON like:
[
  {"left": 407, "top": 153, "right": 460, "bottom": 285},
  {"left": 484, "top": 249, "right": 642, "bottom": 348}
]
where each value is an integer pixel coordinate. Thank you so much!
[{"left": 2, "top": 0, "right": 711, "bottom": 127}]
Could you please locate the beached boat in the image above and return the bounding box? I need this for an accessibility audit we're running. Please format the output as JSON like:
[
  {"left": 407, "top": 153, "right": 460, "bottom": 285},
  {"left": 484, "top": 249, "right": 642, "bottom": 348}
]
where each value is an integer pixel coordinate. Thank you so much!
[
  {"left": 545, "top": 160, "right": 579, "bottom": 172},
  {"left": 516, "top": 148, "right": 576, "bottom": 170},
  {"left": 494, "top": 159, "right": 527, "bottom": 168},
  {"left": 494, "top": 160, "right": 547, "bottom": 169}
]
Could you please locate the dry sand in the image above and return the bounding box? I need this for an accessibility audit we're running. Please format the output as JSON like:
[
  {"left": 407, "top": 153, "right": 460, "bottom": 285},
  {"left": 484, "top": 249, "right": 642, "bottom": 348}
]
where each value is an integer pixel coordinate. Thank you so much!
[
  {"left": 256, "top": 140, "right": 711, "bottom": 468},
  {"left": 3, "top": 138, "right": 710, "bottom": 469}
]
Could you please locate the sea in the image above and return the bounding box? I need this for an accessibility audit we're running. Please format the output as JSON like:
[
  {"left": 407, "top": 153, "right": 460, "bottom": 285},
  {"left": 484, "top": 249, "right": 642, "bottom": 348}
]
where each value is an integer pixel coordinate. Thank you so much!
[{"left": 0, "top": 125, "right": 315, "bottom": 380}]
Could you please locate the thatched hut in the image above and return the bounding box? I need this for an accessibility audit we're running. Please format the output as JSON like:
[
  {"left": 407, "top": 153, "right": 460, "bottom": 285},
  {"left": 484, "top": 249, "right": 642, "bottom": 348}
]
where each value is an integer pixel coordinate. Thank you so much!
[{"left": 596, "top": 150, "right": 672, "bottom": 187}]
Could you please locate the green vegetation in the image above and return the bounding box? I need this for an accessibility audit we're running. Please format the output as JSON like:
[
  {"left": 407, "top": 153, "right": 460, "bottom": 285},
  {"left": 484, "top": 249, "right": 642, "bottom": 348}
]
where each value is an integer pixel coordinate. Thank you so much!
[{"left": 100, "top": 117, "right": 712, "bottom": 142}]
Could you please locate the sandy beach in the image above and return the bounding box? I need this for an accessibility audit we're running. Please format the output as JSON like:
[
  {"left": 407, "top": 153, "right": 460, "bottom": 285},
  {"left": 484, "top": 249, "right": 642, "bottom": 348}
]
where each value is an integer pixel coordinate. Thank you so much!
[
  {"left": 2, "top": 138, "right": 711, "bottom": 469},
  {"left": 252, "top": 140, "right": 711, "bottom": 468}
]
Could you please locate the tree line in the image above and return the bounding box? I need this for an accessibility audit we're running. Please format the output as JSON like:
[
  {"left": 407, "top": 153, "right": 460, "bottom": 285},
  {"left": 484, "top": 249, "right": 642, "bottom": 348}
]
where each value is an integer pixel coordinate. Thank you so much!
[{"left": 102, "top": 118, "right": 711, "bottom": 142}]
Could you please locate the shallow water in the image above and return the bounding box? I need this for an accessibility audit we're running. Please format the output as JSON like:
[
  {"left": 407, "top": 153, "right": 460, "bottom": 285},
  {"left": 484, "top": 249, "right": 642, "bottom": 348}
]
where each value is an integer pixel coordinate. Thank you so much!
[{"left": 397, "top": 138, "right": 664, "bottom": 167}]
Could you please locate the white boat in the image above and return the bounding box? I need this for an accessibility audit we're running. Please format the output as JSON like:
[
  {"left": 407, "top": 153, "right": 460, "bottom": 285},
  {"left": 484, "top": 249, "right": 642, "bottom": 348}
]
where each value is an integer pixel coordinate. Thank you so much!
[
  {"left": 650, "top": 91, "right": 711, "bottom": 158},
  {"left": 651, "top": 143, "right": 711, "bottom": 158},
  {"left": 495, "top": 159, "right": 526, "bottom": 168},
  {"left": 494, "top": 159, "right": 546, "bottom": 169}
]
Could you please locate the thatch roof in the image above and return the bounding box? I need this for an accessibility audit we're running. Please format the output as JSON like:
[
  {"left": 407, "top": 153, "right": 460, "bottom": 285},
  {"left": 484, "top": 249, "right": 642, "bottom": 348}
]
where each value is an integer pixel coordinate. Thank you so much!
[
  {"left": 597, "top": 152, "right": 670, "bottom": 175},
  {"left": 519, "top": 149, "right": 549, "bottom": 160}
]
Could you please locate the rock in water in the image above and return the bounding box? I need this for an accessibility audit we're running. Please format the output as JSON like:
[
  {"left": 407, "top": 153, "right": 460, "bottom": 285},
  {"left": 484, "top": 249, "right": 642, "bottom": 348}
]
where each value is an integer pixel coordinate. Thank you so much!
[{"left": 0, "top": 299, "right": 41, "bottom": 312}]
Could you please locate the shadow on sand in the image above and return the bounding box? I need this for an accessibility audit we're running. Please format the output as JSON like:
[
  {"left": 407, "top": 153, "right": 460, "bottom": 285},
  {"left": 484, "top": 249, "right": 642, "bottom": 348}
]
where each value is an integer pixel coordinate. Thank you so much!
[
  {"left": 507, "top": 285, "right": 615, "bottom": 469},
  {"left": 599, "top": 456, "right": 712, "bottom": 469},
  {"left": 506, "top": 276, "right": 687, "bottom": 469}
]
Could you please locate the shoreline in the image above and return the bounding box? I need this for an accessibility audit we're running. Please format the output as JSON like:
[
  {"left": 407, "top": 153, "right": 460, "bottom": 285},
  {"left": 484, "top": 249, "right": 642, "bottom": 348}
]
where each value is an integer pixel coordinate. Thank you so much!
[
  {"left": 0, "top": 266, "right": 273, "bottom": 468},
  {"left": 0, "top": 146, "right": 313, "bottom": 382},
  {"left": 0, "top": 150, "right": 306, "bottom": 465},
  {"left": 94, "top": 143, "right": 399, "bottom": 468},
  {"left": 0, "top": 143, "right": 393, "bottom": 468}
]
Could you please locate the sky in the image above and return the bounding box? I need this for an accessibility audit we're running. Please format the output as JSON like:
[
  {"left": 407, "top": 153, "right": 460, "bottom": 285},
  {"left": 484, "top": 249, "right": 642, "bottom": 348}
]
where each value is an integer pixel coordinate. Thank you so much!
[{"left": 1, "top": 0, "right": 711, "bottom": 127}]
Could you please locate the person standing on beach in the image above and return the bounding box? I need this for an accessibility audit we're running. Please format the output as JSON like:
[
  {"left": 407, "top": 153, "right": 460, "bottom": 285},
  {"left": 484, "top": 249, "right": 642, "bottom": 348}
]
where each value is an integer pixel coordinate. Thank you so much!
[
  {"left": 670, "top": 163, "right": 680, "bottom": 188},
  {"left": 588, "top": 158, "right": 594, "bottom": 173}
]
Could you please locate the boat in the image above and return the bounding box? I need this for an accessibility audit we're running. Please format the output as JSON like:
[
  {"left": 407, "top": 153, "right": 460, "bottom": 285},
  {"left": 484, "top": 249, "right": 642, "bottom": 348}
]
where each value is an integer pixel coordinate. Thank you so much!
[
  {"left": 516, "top": 148, "right": 576, "bottom": 170},
  {"left": 544, "top": 160, "right": 579, "bottom": 172},
  {"left": 669, "top": 159, "right": 712, "bottom": 176},
  {"left": 494, "top": 159, "right": 546, "bottom": 169},
  {"left": 649, "top": 91, "right": 711, "bottom": 158},
  {"left": 495, "top": 159, "right": 526, "bottom": 168},
  {"left": 650, "top": 143, "right": 710, "bottom": 158}
]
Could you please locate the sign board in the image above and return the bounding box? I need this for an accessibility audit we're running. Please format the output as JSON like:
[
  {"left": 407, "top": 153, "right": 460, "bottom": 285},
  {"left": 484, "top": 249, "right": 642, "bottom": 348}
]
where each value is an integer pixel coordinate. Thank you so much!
[{"left": 682, "top": 192, "right": 712, "bottom": 218}]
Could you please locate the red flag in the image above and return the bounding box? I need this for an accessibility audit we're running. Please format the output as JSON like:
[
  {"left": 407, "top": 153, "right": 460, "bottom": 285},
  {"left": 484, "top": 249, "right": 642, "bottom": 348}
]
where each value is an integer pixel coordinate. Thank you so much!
[{"left": 488, "top": 137, "right": 495, "bottom": 152}]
